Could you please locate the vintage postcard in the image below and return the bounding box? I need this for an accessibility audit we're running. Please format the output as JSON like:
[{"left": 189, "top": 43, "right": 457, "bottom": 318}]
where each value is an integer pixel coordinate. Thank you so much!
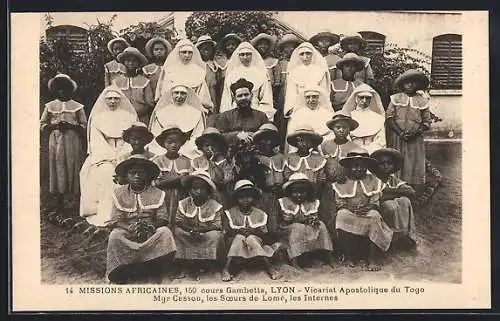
[{"left": 10, "top": 10, "right": 490, "bottom": 311}]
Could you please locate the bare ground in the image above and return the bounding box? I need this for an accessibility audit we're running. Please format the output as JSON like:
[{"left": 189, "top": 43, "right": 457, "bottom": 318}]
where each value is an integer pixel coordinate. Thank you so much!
[{"left": 40, "top": 142, "right": 462, "bottom": 284}]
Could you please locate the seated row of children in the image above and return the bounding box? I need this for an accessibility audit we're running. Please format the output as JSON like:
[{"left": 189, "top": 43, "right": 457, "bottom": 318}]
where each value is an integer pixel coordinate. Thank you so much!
[{"left": 106, "top": 114, "right": 417, "bottom": 283}]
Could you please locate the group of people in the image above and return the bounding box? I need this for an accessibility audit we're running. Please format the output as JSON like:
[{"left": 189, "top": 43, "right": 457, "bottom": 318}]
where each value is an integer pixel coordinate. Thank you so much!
[{"left": 40, "top": 29, "right": 434, "bottom": 284}]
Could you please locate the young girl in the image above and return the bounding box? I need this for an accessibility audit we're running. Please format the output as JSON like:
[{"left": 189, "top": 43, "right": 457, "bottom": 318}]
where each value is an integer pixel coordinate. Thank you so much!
[
  {"left": 151, "top": 125, "right": 192, "bottom": 227},
  {"left": 214, "top": 33, "right": 243, "bottom": 107},
  {"left": 143, "top": 37, "right": 172, "bottom": 97},
  {"left": 115, "top": 122, "right": 156, "bottom": 185},
  {"left": 40, "top": 74, "right": 87, "bottom": 217},
  {"left": 191, "top": 127, "right": 233, "bottom": 207},
  {"left": 371, "top": 148, "right": 417, "bottom": 249},
  {"left": 386, "top": 69, "right": 432, "bottom": 186},
  {"left": 276, "top": 34, "right": 302, "bottom": 148},
  {"left": 284, "top": 126, "right": 327, "bottom": 200},
  {"left": 174, "top": 171, "right": 225, "bottom": 280},
  {"left": 106, "top": 155, "right": 177, "bottom": 284},
  {"left": 223, "top": 180, "right": 282, "bottom": 281},
  {"left": 253, "top": 123, "right": 285, "bottom": 234},
  {"left": 320, "top": 112, "right": 360, "bottom": 183},
  {"left": 333, "top": 147, "right": 393, "bottom": 271},
  {"left": 196, "top": 35, "right": 219, "bottom": 111},
  {"left": 251, "top": 33, "right": 282, "bottom": 108},
  {"left": 330, "top": 53, "right": 365, "bottom": 111},
  {"left": 105, "top": 37, "right": 129, "bottom": 86},
  {"left": 113, "top": 47, "right": 155, "bottom": 126},
  {"left": 278, "top": 173, "right": 334, "bottom": 269},
  {"left": 336, "top": 33, "right": 374, "bottom": 85}
]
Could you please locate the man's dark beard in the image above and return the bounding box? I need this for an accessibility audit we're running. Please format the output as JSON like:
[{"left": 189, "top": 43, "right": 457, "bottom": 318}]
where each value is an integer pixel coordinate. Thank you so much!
[{"left": 236, "top": 101, "right": 252, "bottom": 116}]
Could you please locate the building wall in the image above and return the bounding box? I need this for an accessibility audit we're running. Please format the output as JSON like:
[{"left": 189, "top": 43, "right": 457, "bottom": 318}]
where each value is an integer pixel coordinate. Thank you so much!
[{"left": 278, "top": 11, "right": 463, "bottom": 135}]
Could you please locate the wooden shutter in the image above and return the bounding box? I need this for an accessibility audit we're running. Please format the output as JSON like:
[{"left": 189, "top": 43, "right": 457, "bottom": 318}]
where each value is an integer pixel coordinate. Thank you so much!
[
  {"left": 358, "top": 31, "right": 386, "bottom": 56},
  {"left": 431, "top": 34, "right": 462, "bottom": 90},
  {"left": 46, "top": 25, "right": 89, "bottom": 55}
]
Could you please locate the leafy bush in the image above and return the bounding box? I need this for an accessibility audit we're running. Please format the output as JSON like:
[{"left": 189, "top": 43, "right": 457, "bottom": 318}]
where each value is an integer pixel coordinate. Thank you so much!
[
  {"left": 119, "top": 22, "right": 178, "bottom": 53},
  {"left": 185, "top": 11, "right": 283, "bottom": 43}
]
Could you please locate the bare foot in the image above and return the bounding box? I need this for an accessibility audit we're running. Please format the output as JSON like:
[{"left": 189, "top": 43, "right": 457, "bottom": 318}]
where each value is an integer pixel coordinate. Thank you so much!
[
  {"left": 173, "top": 271, "right": 186, "bottom": 279},
  {"left": 268, "top": 268, "right": 282, "bottom": 280},
  {"left": 290, "top": 258, "right": 301, "bottom": 270},
  {"left": 366, "top": 263, "right": 382, "bottom": 271},
  {"left": 222, "top": 269, "right": 232, "bottom": 282},
  {"left": 345, "top": 259, "right": 356, "bottom": 268}
]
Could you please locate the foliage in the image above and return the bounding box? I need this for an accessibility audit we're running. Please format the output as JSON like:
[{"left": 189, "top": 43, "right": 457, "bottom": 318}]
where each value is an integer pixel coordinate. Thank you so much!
[
  {"left": 119, "top": 22, "right": 177, "bottom": 54},
  {"left": 368, "top": 44, "right": 442, "bottom": 123},
  {"left": 185, "top": 11, "right": 283, "bottom": 44},
  {"left": 40, "top": 16, "right": 117, "bottom": 115}
]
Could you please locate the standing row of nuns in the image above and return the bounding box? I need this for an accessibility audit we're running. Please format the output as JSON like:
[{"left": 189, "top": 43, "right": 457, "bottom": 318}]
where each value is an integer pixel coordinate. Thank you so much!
[{"left": 41, "top": 30, "right": 432, "bottom": 283}]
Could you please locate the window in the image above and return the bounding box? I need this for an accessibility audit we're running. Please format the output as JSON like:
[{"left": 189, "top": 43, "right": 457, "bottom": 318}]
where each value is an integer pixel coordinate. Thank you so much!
[
  {"left": 46, "top": 25, "right": 89, "bottom": 54},
  {"left": 358, "top": 31, "right": 386, "bottom": 56},
  {"left": 431, "top": 34, "right": 462, "bottom": 90}
]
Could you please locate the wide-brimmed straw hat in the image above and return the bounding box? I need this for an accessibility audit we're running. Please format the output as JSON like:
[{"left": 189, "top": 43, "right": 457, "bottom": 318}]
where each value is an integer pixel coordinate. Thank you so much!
[
  {"left": 48, "top": 74, "right": 78, "bottom": 93},
  {"left": 336, "top": 52, "right": 365, "bottom": 71},
  {"left": 107, "top": 37, "right": 130, "bottom": 54},
  {"left": 195, "top": 127, "right": 227, "bottom": 149},
  {"left": 253, "top": 123, "right": 279, "bottom": 143},
  {"left": 339, "top": 147, "right": 377, "bottom": 168},
  {"left": 180, "top": 170, "right": 217, "bottom": 192},
  {"left": 115, "top": 154, "right": 160, "bottom": 181},
  {"left": 286, "top": 126, "right": 323, "bottom": 148},
  {"left": 117, "top": 47, "right": 148, "bottom": 67},
  {"left": 155, "top": 125, "right": 188, "bottom": 146},
  {"left": 339, "top": 33, "right": 367, "bottom": 51},
  {"left": 122, "top": 122, "right": 154, "bottom": 144},
  {"left": 394, "top": 69, "right": 430, "bottom": 91},
  {"left": 232, "top": 179, "right": 262, "bottom": 197},
  {"left": 370, "top": 148, "right": 404, "bottom": 172},
  {"left": 282, "top": 172, "right": 315, "bottom": 195},
  {"left": 196, "top": 35, "right": 217, "bottom": 49},
  {"left": 277, "top": 33, "right": 302, "bottom": 50},
  {"left": 309, "top": 31, "right": 340, "bottom": 46},
  {"left": 144, "top": 37, "right": 173, "bottom": 59},
  {"left": 250, "top": 33, "right": 277, "bottom": 49},
  {"left": 326, "top": 111, "right": 359, "bottom": 131}
]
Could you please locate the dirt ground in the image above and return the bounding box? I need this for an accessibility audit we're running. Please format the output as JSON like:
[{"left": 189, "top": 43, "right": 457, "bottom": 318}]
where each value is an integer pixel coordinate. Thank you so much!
[{"left": 40, "top": 142, "right": 462, "bottom": 285}]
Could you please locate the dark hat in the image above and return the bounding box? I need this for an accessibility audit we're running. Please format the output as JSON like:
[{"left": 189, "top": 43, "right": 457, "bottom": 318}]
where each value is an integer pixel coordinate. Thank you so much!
[
  {"left": 394, "top": 69, "right": 430, "bottom": 91},
  {"left": 286, "top": 126, "right": 323, "bottom": 148},
  {"left": 115, "top": 154, "right": 160, "bottom": 181},
  {"left": 195, "top": 127, "right": 227, "bottom": 150},
  {"left": 230, "top": 78, "right": 254, "bottom": 94},
  {"left": 122, "top": 122, "right": 154, "bottom": 144},
  {"left": 232, "top": 179, "right": 262, "bottom": 197},
  {"left": 145, "top": 37, "right": 173, "bottom": 58},
  {"left": 339, "top": 33, "right": 367, "bottom": 51},
  {"left": 309, "top": 31, "right": 340, "bottom": 46},
  {"left": 326, "top": 111, "right": 359, "bottom": 131},
  {"left": 196, "top": 35, "right": 217, "bottom": 49},
  {"left": 282, "top": 173, "right": 315, "bottom": 196},
  {"left": 107, "top": 37, "right": 130, "bottom": 54},
  {"left": 180, "top": 170, "right": 216, "bottom": 192},
  {"left": 250, "top": 33, "right": 277, "bottom": 50},
  {"left": 117, "top": 47, "right": 148, "bottom": 67},
  {"left": 277, "top": 34, "right": 302, "bottom": 50},
  {"left": 370, "top": 148, "right": 404, "bottom": 172},
  {"left": 339, "top": 147, "right": 377, "bottom": 168},
  {"left": 48, "top": 74, "right": 78, "bottom": 93},
  {"left": 335, "top": 52, "right": 365, "bottom": 71},
  {"left": 155, "top": 125, "right": 188, "bottom": 146},
  {"left": 253, "top": 123, "right": 279, "bottom": 144}
]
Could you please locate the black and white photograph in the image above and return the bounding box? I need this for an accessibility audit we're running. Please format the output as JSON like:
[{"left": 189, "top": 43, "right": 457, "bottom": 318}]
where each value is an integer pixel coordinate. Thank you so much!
[{"left": 10, "top": 10, "right": 490, "bottom": 310}]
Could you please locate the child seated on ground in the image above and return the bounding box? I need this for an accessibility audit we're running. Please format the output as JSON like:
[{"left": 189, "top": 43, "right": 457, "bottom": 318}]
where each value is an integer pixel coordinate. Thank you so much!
[
  {"left": 222, "top": 180, "right": 282, "bottom": 281},
  {"left": 174, "top": 171, "right": 225, "bottom": 281},
  {"left": 278, "top": 173, "right": 335, "bottom": 270},
  {"left": 333, "top": 147, "right": 393, "bottom": 271},
  {"left": 371, "top": 148, "right": 417, "bottom": 250},
  {"left": 106, "top": 155, "right": 177, "bottom": 284},
  {"left": 151, "top": 125, "right": 192, "bottom": 227}
]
